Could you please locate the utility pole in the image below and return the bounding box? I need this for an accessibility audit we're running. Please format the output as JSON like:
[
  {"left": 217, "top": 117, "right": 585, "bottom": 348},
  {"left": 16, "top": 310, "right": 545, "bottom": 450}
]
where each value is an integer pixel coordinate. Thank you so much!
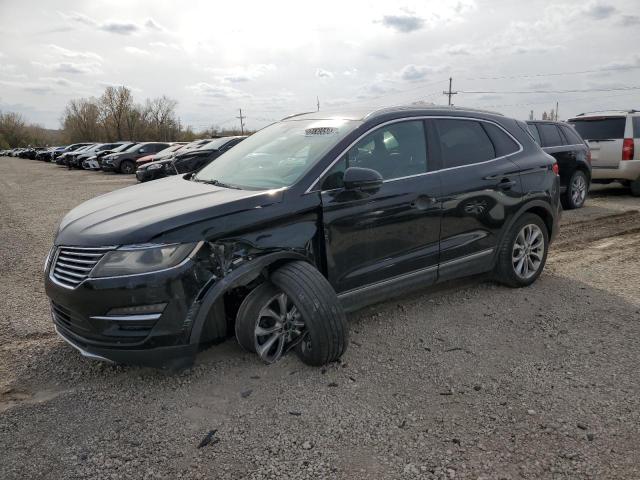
[
  {"left": 443, "top": 77, "right": 458, "bottom": 106},
  {"left": 529, "top": 110, "right": 534, "bottom": 121},
  {"left": 555, "top": 101, "right": 559, "bottom": 121},
  {"left": 317, "top": 96, "right": 320, "bottom": 112},
  {"left": 236, "top": 108, "right": 245, "bottom": 135}
]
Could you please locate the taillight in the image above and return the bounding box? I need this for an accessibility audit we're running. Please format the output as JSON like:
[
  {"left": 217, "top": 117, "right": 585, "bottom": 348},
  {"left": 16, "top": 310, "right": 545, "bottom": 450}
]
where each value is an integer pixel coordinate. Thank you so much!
[
  {"left": 552, "top": 162, "right": 559, "bottom": 175},
  {"left": 622, "top": 138, "right": 634, "bottom": 160}
]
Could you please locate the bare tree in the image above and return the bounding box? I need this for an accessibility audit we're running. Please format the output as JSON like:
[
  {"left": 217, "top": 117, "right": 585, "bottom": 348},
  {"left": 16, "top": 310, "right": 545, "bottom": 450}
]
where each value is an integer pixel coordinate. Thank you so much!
[
  {"left": 99, "top": 86, "right": 133, "bottom": 140},
  {"left": 144, "top": 96, "right": 179, "bottom": 141},
  {"left": 62, "top": 99, "right": 101, "bottom": 142}
]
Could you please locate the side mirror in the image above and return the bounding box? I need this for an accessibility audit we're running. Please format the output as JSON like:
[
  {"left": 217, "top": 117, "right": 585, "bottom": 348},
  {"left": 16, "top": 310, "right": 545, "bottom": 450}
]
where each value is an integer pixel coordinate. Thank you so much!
[{"left": 343, "top": 167, "right": 383, "bottom": 191}]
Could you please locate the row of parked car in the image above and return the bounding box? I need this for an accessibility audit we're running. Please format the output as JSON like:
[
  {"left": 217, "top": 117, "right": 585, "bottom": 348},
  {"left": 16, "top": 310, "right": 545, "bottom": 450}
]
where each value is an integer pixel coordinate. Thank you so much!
[
  {"left": 2, "top": 109, "right": 639, "bottom": 202},
  {"left": 2, "top": 136, "right": 246, "bottom": 182}
]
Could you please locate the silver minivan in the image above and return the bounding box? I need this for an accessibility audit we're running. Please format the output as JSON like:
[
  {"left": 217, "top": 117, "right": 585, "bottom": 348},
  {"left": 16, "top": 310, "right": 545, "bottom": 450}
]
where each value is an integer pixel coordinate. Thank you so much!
[{"left": 568, "top": 110, "right": 640, "bottom": 195}]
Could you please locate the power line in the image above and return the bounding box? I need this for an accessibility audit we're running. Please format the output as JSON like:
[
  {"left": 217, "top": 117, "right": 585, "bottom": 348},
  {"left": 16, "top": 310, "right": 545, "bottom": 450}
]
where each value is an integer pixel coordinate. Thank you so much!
[
  {"left": 459, "top": 86, "right": 640, "bottom": 95},
  {"left": 461, "top": 65, "right": 640, "bottom": 81}
]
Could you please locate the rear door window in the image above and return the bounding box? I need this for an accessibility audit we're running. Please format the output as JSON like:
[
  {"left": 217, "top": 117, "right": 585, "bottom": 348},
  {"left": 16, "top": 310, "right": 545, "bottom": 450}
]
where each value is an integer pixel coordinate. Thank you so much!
[
  {"left": 569, "top": 117, "right": 626, "bottom": 140},
  {"left": 537, "top": 124, "right": 563, "bottom": 147},
  {"left": 435, "top": 119, "right": 495, "bottom": 168}
]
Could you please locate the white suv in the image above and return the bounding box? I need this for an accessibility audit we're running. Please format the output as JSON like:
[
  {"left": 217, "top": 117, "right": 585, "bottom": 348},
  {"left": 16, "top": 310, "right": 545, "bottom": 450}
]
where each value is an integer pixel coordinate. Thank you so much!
[{"left": 568, "top": 110, "right": 640, "bottom": 196}]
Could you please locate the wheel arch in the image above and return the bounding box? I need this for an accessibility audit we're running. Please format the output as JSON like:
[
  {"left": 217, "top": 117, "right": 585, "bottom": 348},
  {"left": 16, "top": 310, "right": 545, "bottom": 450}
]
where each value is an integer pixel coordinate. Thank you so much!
[
  {"left": 187, "top": 251, "right": 314, "bottom": 345},
  {"left": 495, "top": 199, "right": 557, "bottom": 260}
]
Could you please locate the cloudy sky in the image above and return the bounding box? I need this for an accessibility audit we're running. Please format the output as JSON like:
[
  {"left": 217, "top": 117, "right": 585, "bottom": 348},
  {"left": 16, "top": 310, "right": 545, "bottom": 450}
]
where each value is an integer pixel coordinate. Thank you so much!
[{"left": 0, "top": 0, "right": 639, "bottom": 131}]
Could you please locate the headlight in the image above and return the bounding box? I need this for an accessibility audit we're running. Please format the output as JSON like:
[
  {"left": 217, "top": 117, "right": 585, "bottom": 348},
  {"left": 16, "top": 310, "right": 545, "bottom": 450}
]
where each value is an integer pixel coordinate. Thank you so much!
[
  {"left": 91, "top": 243, "right": 197, "bottom": 278},
  {"left": 147, "top": 163, "right": 164, "bottom": 170}
]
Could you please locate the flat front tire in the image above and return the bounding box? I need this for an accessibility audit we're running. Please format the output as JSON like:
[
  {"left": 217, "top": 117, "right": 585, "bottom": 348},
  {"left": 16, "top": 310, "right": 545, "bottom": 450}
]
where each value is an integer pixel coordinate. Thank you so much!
[
  {"left": 495, "top": 213, "right": 549, "bottom": 288},
  {"left": 235, "top": 261, "right": 348, "bottom": 366}
]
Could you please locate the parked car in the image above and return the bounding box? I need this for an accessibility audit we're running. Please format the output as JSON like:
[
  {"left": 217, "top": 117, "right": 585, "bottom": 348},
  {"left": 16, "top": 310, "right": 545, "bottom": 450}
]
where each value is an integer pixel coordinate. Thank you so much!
[
  {"left": 36, "top": 147, "right": 57, "bottom": 161},
  {"left": 101, "top": 142, "right": 170, "bottom": 173},
  {"left": 136, "top": 143, "right": 187, "bottom": 168},
  {"left": 44, "top": 106, "right": 561, "bottom": 368},
  {"left": 56, "top": 143, "right": 94, "bottom": 165},
  {"left": 526, "top": 120, "right": 591, "bottom": 209},
  {"left": 69, "top": 143, "right": 124, "bottom": 169},
  {"left": 83, "top": 142, "right": 138, "bottom": 170},
  {"left": 567, "top": 110, "right": 640, "bottom": 196},
  {"left": 136, "top": 137, "right": 245, "bottom": 182}
]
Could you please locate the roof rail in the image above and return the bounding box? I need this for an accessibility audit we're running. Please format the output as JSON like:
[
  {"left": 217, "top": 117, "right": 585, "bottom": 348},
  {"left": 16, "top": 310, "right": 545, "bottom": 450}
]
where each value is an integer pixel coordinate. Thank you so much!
[
  {"left": 280, "top": 111, "right": 316, "bottom": 121},
  {"left": 575, "top": 109, "right": 638, "bottom": 116}
]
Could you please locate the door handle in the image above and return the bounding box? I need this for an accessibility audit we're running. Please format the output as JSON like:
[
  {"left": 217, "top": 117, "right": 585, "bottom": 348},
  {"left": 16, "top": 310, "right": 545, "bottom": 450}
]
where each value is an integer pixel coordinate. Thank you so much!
[{"left": 497, "top": 178, "right": 516, "bottom": 190}]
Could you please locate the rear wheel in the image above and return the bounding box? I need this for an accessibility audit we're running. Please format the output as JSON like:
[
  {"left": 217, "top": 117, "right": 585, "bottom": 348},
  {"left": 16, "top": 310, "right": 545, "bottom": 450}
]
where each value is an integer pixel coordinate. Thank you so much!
[
  {"left": 561, "top": 170, "right": 588, "bottom": 209},
  {"left": 120, "top": 160, "right": 135, "bottom": 174},
  {"left": 630, "top": 179, "right": 640, "bottom": 197},
  {"left": 495, "top": 213, "right": 549, "bottom": 288}
]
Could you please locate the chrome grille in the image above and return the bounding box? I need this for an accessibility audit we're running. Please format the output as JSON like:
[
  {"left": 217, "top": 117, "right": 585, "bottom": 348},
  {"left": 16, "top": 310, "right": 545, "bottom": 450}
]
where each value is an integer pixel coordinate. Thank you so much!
[{"left": 51, "top": 246, "right": 112, "bottom": 288}]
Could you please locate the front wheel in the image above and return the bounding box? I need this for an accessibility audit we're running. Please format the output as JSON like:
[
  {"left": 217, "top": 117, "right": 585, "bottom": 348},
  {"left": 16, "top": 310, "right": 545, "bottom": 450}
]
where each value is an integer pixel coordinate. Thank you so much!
[
  {"left": 235, "top": 261, "right": 348, "bottom": 366},
  {"left": 561, "top": 170, "right": 588, "bottom": 209},
  {"left": 495, "top": 213, "right": 549, "bottom": 288},
  {"left": 120, "top": 160, "right": 135, "bottom": 174}
]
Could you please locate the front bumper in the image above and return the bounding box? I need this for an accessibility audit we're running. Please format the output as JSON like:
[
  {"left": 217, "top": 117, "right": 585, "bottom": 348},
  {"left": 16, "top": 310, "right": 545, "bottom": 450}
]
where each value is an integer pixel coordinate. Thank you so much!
[
  {"left": 136, "top": 167, "right": 167, "bottom": 182},
  {"left": 45, "top": 249, "right": 213, "bottom": 368},
  {"left": 101, "top": 161, "right": 117, "bottom": 172}
]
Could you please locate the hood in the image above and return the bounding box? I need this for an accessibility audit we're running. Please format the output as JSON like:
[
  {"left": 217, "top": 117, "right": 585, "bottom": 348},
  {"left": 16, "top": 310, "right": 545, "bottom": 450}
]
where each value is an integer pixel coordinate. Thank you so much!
[{"left": 55, "top": 175, "right": 284, "bottom": 247}]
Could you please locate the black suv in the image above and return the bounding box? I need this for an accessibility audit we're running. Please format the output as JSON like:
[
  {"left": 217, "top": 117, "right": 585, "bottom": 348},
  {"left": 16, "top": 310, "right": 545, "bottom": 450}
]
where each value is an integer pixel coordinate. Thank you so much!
[
  {"left": 526, "top": 120, "right": 591, "bottom": 209},
  {"left": 136, "top": 136, "right": 245, "bottom": 182},
  {"left": 45, "top": 106, "right": 561, "bottom": 368},
  {"left": 102, "top": 142, "right": 170, "bottom": 173}
]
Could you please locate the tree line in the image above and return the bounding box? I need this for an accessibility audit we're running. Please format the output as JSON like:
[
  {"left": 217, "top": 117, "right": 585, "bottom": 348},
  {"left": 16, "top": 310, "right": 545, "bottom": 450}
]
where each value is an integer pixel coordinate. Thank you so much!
[{"left": 0, "top": 85, "right": 248, "bottom": 148}]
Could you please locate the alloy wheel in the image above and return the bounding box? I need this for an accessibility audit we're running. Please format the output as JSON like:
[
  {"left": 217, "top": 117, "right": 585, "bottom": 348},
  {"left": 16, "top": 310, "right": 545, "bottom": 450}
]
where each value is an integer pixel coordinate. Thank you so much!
[
  {"left": 254, "top": 292, "right": 306, "bottom": 363},
  {"left": 512, "top": 224, "right": 545, "bottom": 279},
  {"left": 571, "top": 174, "right": 587, "bottom": 206}
]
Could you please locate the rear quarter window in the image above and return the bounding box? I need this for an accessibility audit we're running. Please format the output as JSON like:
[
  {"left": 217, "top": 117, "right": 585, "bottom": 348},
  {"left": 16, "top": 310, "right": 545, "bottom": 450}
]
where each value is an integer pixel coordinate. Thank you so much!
[
  {"left": 633, "top": 117, "right": 640, "bottom": 138},
  {"left": 482, "top": 123, "right": 520, "bottom": 156},
  {"left": 526, "top": 123, "right": 542, "bottom": 145},
  {"left": 560, "top": 125, "right": 585, "bottom": 145},
  {"left": 569, "top": 117, "right": 626, "bottom": 140}
]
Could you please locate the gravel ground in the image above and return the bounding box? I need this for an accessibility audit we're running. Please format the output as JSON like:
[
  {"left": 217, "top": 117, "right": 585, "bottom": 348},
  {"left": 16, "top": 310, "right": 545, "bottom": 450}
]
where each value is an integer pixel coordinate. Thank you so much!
[{"left": 1, "top": 156, "right": 639, "bottom": 480}]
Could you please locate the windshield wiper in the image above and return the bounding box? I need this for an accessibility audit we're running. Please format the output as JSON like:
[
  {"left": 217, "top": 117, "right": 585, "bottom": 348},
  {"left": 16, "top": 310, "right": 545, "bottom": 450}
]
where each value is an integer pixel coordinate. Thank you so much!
[{"left": 192, "top": 178, "right": 241, "bottom": 190}]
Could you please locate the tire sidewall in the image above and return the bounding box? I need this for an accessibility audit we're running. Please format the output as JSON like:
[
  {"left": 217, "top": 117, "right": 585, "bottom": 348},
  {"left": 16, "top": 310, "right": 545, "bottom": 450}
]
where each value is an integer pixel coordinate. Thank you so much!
[
  {"left": 564, "top": 170, "right": 587, "bottom": 209},
  {"left": 498, "top": 213, "right": 549, "bottom": 287}
]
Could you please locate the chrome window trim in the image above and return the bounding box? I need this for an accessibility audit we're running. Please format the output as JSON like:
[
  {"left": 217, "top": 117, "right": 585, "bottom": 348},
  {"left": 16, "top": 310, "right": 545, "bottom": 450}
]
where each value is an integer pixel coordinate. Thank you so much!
[{"left": 306, "top": 115, "right": 524, "bottom": 193}]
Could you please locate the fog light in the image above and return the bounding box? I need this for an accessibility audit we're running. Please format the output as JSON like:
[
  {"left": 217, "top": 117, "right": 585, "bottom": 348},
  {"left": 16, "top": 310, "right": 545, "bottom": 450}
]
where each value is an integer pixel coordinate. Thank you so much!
[{"left": 107, "top": 303, "right": 167, "bottom": 316}]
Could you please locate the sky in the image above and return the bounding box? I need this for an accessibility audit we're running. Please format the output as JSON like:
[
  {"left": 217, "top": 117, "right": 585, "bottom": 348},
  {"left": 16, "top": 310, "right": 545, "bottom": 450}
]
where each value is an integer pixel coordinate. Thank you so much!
[{"left": 0, "top": 0, "right": 639, "bottom": 131}]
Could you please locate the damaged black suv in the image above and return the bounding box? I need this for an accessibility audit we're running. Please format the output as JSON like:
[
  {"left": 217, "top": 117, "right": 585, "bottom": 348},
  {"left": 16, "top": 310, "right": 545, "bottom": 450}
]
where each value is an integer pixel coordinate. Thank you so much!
[{"left": 45, "top": 106, "right": 561, "bottom": 368}]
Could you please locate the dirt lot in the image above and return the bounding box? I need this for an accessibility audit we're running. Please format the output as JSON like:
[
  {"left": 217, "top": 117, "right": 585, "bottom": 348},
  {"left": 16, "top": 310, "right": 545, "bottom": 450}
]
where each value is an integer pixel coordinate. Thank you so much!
[{"left": 1, "top": 156, "right": 639, "bottom": 480}]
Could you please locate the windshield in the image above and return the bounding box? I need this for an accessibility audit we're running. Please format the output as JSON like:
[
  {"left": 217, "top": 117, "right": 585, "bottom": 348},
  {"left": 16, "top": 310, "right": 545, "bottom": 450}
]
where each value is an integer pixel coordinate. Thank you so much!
[
  {"left": 124, "top": 143, "right": 144, "bottom": 152},
  {"left": 112, "top": 142, "right": 135, "bottom": 153},
  {"left": 199, "top": 137, "right": 234, "bottom": 150},
  {"left": 194, "top": 119, "right": 358, "bottom": 189}
]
